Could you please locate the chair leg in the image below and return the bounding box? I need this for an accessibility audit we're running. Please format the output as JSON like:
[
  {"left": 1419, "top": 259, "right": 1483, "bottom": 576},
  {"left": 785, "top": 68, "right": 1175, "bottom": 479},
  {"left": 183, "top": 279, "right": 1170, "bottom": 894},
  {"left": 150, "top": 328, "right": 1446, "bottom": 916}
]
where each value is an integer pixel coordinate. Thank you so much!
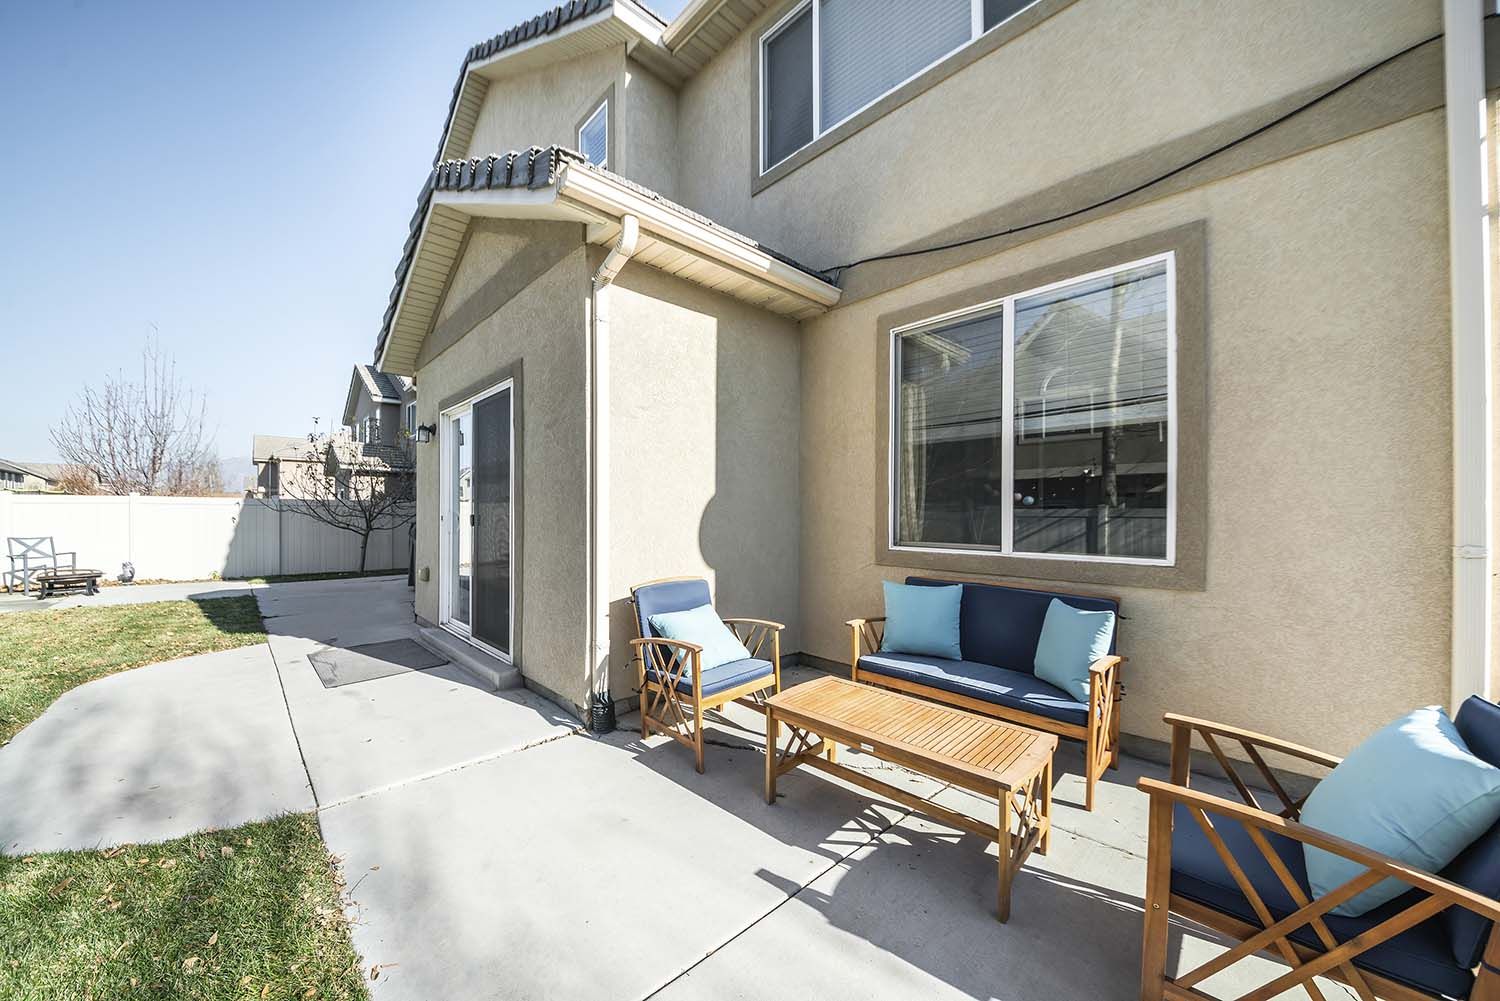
[
  {"left": 693, "top": 700, "right": 705, "bottom": 774},
  {"left": 1139, "top": 796, "right": 1173, "bottom": 1001},
  {"left": 1085, "top": 723, "right": 1100, "bottom": 812}
]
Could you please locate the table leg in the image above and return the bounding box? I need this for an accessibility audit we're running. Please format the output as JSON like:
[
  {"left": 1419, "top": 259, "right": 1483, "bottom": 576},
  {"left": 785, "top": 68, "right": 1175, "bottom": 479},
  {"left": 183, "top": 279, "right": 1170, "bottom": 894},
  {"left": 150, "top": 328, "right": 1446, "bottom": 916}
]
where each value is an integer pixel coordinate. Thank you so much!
[
  {"left": 764, "top": 709, "right": 779, "bottom": 805},
  {"left": 997, "top": 786, "right": 1015, "bottom": 923},
  {"left": 1039, "top": 757, "right": 1052, "bottom": 856}
]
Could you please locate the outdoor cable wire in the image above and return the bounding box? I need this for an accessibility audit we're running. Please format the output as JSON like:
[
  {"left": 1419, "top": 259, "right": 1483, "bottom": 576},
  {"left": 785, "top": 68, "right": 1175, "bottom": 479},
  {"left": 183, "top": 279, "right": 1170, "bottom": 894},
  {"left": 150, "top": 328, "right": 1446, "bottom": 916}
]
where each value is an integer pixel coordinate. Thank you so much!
[{"left": 822, "top": 20, "right": 1488, "bottom": 282}]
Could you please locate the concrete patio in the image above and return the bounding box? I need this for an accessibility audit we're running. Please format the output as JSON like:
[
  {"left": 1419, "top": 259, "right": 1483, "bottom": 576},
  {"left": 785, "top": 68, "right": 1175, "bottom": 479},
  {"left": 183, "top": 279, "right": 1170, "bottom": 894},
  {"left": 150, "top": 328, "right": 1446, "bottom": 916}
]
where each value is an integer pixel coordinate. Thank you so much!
[{"left": 0, "top": 577, "right": 1336, "bottom": 1000}]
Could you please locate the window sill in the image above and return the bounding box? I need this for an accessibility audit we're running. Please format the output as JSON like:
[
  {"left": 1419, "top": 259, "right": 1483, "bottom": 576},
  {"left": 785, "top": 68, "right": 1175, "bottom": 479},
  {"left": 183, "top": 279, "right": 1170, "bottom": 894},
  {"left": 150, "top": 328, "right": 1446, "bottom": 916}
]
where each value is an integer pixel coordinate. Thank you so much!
[
  {"left": 751, "top": 0, "right": 1080, "bottom": 196},
  {"left": 876, "top": 542, "right": 1204, "bottom": 592}
]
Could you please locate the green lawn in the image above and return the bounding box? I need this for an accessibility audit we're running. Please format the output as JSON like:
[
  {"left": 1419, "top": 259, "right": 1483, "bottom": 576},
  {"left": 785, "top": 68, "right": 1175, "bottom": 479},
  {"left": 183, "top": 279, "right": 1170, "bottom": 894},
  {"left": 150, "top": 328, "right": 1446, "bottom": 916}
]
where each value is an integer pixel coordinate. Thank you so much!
[
  {"left": 0, "top": 597, "right": 266, "bottom": 745},
  {"left": 0, "top": 814, "right": 371, "bottom": 1001}
]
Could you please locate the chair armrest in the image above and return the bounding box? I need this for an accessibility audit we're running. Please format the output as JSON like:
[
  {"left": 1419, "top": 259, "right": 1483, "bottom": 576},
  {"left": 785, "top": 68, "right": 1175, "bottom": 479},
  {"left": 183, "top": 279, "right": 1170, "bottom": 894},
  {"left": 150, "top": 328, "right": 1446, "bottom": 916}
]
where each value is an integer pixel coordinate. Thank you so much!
[
  {"left": 1164, "top": 714, "right": 1342, "bottom": 771},
  {"left": 845, "top": 616, "right": 886, "bottom": 628},
  {"left": 1138, "top": 777, "right": 1500, "bottom": 923},
  {"left": 720, "top": 617, "right": 784, "bottom": 631},
  {"left": 1088, "top": 655, "right": 1123, "bottom": 676},
  {"left": 630, "top": 636, "right": 703, "bottom": 657}
]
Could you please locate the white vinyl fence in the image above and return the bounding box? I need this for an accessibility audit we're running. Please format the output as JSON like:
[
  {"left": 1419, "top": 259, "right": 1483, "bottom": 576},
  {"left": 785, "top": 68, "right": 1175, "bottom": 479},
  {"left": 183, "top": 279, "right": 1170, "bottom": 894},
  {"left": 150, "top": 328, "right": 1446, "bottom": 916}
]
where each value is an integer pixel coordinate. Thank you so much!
[{"left": 0, "top": 492, "right": 411, "bottom": 582}]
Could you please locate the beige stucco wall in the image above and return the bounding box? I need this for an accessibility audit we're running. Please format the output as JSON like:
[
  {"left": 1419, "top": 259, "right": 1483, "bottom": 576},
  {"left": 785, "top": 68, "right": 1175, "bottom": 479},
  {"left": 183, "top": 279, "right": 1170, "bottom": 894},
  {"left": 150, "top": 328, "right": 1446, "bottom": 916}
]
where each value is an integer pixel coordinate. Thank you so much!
[
  {"left": 673, "top": 0, "right": 1439, "bottom": 270},
  {"left": 465, "top": 47, "right": 622, "bottom": 161},
  {"left": 412, "top": 221, "right": 593, "bottom": 712},
  {"left": 621, "top": 57, "right": 680, "bottom": 200},
  {"left": 799, "top": 111, "right": 1452, "bottom": 757},
  {"left": 605, "top": 264, "right": 801, "bottom": 703}
]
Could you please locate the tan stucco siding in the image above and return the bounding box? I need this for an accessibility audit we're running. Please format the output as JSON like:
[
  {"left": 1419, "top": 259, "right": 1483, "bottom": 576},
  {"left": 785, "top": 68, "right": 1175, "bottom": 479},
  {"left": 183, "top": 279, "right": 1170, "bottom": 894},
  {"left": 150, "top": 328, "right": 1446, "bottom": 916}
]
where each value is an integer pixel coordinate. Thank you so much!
[
  {"left": 798, "top": 112, "right": 1452, "bottom": 758},
  {"left": 622, "top": 58, "right": 680, "bottom": 200},
  {"left": 465, "top": 47, "right": 623, "bottom": 160},
  {"left": 413, "top": 224, "right": 593, "bottom": 711},
  {"left": 674, "top": 0, "right": 1439, "bottom": 271},
  {"left": 605, "top": 264, "right": 801, "bottom": 702}
]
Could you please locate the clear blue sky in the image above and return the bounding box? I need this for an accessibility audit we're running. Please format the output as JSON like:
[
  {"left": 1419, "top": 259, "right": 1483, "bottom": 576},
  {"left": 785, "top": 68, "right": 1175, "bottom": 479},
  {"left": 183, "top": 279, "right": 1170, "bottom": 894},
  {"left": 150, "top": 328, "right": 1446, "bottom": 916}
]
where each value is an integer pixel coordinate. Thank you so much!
[{"left": 0, "top": 0, "right": 686, "bottom": 467}]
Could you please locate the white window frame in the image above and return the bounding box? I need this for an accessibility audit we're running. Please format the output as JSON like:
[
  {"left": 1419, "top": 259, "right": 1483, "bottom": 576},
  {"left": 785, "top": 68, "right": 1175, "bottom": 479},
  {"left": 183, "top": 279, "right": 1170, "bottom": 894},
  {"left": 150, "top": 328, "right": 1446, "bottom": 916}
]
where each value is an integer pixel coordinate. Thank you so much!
[
  {"left": 759, "top": 0, "right": 1039, "bottom": 174},
  {"left": 887, "top": 251, "right": 1178, "bottom": 568},
  {"left": 405, "top": 401, "right": 417, "bottom": 433},
  {"left": 578, "top": 99, "right": 608, "bottom": 168}
]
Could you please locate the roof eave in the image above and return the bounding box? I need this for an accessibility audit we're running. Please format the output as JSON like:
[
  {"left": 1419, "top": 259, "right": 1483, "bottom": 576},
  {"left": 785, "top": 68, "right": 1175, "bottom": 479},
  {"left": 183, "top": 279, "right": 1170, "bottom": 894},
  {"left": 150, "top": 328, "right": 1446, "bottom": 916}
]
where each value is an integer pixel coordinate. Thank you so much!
[{"left": 376, "top": 158, "right": 840, "bottom": 376}]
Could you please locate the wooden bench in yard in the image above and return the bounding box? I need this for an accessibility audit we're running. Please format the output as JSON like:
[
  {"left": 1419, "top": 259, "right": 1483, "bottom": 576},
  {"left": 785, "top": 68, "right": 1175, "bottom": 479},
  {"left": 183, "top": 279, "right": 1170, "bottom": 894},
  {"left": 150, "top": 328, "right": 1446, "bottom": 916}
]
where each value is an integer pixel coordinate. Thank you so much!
[{"left": 764, "top": 675, "right": 1056, "bottom": 922}]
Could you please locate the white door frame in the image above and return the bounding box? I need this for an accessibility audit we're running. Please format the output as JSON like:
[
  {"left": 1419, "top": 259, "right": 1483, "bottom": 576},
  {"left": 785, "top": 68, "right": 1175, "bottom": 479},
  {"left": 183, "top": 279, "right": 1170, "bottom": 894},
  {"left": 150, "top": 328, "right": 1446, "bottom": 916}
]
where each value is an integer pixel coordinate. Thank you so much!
[{"left": 438, "top": 378, "right": 514, "bottom": 663}]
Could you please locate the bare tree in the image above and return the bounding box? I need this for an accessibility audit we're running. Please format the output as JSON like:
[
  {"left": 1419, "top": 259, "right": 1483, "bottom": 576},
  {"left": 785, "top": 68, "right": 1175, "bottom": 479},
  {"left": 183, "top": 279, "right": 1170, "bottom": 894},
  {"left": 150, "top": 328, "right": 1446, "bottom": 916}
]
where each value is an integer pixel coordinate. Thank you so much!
[
  {"left": 53, "top": 465, "right": 101, "bottom": 495},
  {"left": 50, "top": 338, "right": 221, "bottom": 495},
  {"left": 287, "top": 437, "right": 415, "bottom": 572}
]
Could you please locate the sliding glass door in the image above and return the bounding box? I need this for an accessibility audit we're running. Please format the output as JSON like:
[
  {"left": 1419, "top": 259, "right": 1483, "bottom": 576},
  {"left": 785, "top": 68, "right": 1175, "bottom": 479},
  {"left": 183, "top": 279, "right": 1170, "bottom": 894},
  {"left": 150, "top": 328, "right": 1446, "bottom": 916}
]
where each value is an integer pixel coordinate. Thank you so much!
[{"left": 440, "top": 382, "right": 512, "bottom": 659}]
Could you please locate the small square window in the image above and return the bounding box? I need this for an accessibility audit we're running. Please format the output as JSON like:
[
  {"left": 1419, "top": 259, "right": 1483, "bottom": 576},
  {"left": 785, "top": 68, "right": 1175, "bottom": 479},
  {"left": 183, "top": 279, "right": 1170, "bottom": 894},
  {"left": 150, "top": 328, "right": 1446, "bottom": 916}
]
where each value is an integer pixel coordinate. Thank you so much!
[{"left": 578, "top": 101, "right": 608, "bottom": 168}]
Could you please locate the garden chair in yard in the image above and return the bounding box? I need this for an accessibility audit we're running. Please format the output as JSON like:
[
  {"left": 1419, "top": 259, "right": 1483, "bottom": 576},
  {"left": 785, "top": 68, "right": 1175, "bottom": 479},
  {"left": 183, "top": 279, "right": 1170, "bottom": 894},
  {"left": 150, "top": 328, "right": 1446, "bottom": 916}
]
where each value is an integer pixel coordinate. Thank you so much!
[
  {"left": 5, "top": 536, "right": 77, "bottom": 595},
  {"left": 629, "top": 576, "right": 782, "bottom": 773},
  {"left": 1139, "top": 701, "right": 1500, "bottom": 1001}
]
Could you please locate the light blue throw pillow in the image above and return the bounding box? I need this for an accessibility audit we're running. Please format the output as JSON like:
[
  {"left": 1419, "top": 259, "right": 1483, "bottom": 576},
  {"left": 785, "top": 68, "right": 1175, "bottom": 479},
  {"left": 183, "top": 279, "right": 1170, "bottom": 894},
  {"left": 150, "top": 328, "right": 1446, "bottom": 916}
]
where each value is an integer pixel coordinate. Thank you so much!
[
  {"left": 648, "top": 603, "right": 752, "bottom": 672},
  {"left": 1302, "top": 706, "right": 1500, "bottom": 917},
  {"left": 1032, "top": 598, "right": 1115, "bottom": 702},
  {"left": 880, "top": 581, "right": 962, "bottom": 661}
]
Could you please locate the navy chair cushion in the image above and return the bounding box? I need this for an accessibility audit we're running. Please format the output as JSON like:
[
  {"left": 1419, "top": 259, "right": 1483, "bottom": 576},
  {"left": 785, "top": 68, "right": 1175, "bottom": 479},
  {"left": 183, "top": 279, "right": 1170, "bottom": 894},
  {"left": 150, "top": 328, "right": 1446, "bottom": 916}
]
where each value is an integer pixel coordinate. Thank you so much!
[
  {"left": 858, "top": 652, "right": 1087, "bottom": 726},
  {"left": 906, "top": 577, "right": 1118, "bottom": 674},
  {"left": 633, "top": 578, "right": 712, "bottom": 643},
  {"left": 648, "top": 657, "right": 774, "bottom": 698},
  {"left": 1444, "top": 696, "right": 1500, "bottom": 968},
  {"left": 1170, "top": 803, "right": 1472, "bottom": 999}
]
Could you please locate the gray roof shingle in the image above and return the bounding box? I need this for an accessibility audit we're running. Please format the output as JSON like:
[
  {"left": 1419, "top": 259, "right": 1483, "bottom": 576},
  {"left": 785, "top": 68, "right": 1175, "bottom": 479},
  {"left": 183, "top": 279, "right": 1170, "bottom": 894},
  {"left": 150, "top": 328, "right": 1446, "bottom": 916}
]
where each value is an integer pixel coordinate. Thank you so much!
[{"left": 356, "top": 364, "right": 411, "bottom": 404}]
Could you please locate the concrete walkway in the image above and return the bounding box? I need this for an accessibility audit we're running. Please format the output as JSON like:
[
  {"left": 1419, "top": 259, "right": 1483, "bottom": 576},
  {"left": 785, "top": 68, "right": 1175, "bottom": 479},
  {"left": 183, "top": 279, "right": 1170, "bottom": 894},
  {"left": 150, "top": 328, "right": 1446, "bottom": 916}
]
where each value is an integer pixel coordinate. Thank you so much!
[{"left": 0, "top": 578, "right": 1321, "bottom": 999}]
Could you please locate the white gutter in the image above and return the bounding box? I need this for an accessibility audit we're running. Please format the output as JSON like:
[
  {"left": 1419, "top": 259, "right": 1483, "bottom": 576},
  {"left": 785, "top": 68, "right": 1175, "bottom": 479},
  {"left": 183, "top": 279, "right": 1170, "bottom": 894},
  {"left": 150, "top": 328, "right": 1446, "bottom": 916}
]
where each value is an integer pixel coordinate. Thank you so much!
[
  {"left": 586, "top": 214, "right": 640, "bottom": 721},
  {"left": 1445, "top": 0, "right": 1493, "bottom": 709}
]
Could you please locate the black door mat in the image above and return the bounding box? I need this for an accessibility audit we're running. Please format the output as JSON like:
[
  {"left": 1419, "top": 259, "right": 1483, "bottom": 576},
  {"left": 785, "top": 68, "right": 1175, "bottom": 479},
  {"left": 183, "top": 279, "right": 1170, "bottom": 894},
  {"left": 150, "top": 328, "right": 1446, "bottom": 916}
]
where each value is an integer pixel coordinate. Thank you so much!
[{"left": 308, "top": 639, "right": 447, "bottom": 689}]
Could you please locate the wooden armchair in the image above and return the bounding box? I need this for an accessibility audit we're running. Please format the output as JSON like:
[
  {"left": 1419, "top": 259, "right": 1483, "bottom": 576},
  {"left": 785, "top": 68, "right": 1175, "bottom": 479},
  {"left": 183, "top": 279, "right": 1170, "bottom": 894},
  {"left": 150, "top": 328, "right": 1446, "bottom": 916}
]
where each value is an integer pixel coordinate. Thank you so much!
[
  {"left": 5, "top": 536, "right": 77, "bottom": 595},
  {"left": 629, "top": 576, "right": 782, "bottom": 774},
  {"left": 1140, "top": 710, "right": 1500, "bottom": 1001}
]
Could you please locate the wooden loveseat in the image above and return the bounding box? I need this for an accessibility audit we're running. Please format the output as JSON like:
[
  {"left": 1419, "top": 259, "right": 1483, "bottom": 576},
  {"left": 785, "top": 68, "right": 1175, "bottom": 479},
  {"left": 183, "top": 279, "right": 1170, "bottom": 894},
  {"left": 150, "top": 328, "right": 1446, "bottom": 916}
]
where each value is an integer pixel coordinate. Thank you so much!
[{"left": 848, "top": 576, "right": 1123, "bottom": 811}]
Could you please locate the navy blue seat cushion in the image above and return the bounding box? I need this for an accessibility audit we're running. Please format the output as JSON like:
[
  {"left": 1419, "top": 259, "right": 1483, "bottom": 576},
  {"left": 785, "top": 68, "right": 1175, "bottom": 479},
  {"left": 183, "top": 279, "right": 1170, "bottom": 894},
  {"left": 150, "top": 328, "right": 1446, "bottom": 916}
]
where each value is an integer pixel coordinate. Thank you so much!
[
  {"left": 858, "top": 652, "right": 1087, "bottom": 726},
  {"left": 633, "top": 578, "right": 712, "bottom": 642},
  {"left": 906, "top": 577, "right": 1118, "bottom": 673},
  {"left": 648, "top": 657, "right": 773, "bottom": 698},
  {"left": 1444, "top": 696, "right": 1500, "bottom": 967},
  {"left": 1170, "top": 803, "right": 1472, "bottom": 999}
]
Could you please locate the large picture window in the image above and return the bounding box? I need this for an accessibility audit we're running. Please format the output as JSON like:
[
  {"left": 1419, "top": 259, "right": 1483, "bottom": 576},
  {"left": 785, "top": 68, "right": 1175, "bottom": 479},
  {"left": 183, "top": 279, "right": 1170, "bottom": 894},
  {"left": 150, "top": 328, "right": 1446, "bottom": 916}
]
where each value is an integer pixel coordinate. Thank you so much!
[
  {"left": 891, "top": 254, "right": 1176, "bottom": 566},
  {"left": 760, "top": 0, "right": 1038, "bottom": 172}
]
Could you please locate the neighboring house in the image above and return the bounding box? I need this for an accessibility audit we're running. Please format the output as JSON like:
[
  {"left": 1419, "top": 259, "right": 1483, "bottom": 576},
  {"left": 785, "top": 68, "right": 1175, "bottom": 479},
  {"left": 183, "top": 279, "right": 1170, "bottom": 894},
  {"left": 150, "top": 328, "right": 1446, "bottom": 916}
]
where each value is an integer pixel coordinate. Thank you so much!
[
  {"left": 251, "top": 434, "right": 326, "bottom": 498},
  {"left": 343, "top": 364, "right": 416, "bottom": 445},
  {"left": 0, "top": 459, "right": 61, "bottom": 493},
  {"left": 369, "top": 0, "right": 1496, "bottom": 746},
  {"left": 324, "top": 436, "right": 416, "bottom": 500}
]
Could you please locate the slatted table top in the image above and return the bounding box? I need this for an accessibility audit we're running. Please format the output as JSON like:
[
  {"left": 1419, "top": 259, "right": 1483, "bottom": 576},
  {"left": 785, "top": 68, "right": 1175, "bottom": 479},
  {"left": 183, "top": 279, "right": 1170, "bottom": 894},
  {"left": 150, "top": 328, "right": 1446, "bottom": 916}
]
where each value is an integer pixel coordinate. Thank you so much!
[{"left": 766, "top": 675, "right": 1057, "bottom": 792}]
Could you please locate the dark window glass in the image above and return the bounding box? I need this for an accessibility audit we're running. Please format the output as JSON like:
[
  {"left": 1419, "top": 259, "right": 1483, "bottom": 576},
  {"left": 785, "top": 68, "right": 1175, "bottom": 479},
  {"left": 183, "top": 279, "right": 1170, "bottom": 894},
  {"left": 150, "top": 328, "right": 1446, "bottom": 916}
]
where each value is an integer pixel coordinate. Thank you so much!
[
  {"left": 764, "top": 7, "right": 814, "bottom": 168},
  {"left": 1012, "top": 261, "right": 1170, "bottom": 560},
  {"left": 983, "top": 0, "right": 1035, "bottom": 30},
  {"left": 895, "top": 309, "right": 1007, "bottom": 548}
]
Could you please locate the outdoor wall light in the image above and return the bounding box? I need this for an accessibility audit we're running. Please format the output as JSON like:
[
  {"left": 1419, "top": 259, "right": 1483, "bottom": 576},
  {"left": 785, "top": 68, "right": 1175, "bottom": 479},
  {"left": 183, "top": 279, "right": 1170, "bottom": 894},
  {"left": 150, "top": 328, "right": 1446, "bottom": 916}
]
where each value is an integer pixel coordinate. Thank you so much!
[{"left": 414, "top": 423, "right": 436, "bottom": 444}]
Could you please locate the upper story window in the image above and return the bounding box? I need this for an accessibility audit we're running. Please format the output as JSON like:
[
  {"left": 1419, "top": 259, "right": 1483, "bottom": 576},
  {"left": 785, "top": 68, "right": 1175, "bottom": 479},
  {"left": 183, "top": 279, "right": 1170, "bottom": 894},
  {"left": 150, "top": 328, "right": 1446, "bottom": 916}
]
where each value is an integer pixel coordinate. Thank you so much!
[
  {"left": 578, "top": 99, "right": 608, "bottom": 168},
  {"left": 891, "top": 253, "right": 1176, "bottom": 567},
  {"left": 405, "top": 401, "right": 417, "bottom": 433},
  {"left": 761, "top": 0, "right": 1038, "bottom": 173}
]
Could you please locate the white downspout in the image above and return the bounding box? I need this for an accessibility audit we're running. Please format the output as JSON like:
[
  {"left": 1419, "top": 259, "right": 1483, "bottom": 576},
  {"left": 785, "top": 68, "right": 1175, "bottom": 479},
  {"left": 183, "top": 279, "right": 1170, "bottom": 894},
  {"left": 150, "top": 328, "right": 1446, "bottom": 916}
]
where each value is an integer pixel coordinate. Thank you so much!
[
  {"left": 586, "top": 215, "right": 639, "bottom": 722},
  {"left": 1446, "top": 0, "right": 1493, "bottom": 708}
]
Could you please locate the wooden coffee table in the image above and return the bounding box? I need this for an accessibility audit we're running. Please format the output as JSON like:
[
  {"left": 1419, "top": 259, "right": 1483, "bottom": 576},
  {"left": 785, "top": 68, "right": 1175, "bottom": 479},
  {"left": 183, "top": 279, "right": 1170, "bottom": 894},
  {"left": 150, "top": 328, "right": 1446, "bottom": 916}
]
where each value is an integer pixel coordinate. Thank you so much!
[
  {"left": 764, "top": 675, "right": 1057, "bottom": 922},
  {"left": 32, "top": 568, "right": 104, "bottom": 598}
]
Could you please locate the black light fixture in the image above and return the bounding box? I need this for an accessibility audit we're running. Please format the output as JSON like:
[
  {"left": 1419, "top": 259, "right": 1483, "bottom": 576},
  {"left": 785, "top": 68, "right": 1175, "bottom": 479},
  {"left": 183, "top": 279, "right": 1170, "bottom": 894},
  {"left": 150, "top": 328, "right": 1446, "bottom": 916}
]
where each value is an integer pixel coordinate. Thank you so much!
[{"left": 414, "top": 423, "right": 437, "bottom": 444}]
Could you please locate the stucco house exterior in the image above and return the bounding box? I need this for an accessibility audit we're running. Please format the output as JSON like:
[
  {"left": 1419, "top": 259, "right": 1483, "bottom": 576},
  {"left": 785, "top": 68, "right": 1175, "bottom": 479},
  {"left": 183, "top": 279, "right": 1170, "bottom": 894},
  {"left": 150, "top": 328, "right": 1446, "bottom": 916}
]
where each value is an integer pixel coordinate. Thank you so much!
[
  {"left": 372, "top": 0, "right": 1497, "bottom": 757},
  {"left": 343, "top": 364, "right": 417, "bottom": 445},
  {"left": 0, "top": 460, "right": 61, "bottom": 493}
]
